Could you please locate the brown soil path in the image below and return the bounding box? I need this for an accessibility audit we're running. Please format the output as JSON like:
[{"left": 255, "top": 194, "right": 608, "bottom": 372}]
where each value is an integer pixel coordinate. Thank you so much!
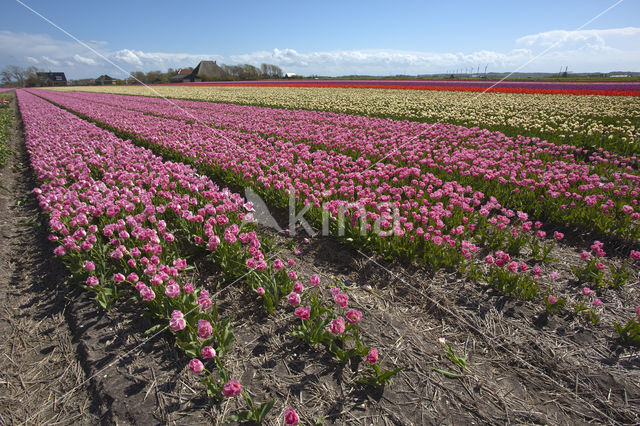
[{"left": 0, "top": 92, "right": 98, "bottom": 424}]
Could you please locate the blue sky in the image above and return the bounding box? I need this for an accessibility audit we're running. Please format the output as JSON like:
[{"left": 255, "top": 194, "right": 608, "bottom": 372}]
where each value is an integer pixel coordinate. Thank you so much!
[{"left": 2, "top": 0, "right": 639, "bottom": 78}]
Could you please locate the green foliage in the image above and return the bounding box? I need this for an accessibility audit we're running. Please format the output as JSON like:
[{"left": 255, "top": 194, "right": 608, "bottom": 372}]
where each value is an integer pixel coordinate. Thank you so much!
[
  {"left": 357, "top": 365, "right": 402, "bottom": 387},
  {"left": 485, "top": 266, "right": 539, "bottom": 299},
  {"left": 225, "top": 392, "right": 274, "bottom": 424},
  {"left": 0, "top": 95, "right": 13, "bottom": 167},
  {"left": 613, "top": 319, "right": 640, "bottom": 347}
]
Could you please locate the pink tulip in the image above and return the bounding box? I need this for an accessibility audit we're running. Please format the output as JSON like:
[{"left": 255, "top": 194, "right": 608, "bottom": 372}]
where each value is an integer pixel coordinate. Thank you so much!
[
  {"left": 294, "top": 306, "right": 310, "bottom": 320},
  {"left": 284, "top": 408, "right": 299, "bottom": 425},
  {"left": 364, "top": 348, "right": 379, "bottom": 364},
  {"left": 221, "top": 379, "right": 242, "bottom": 397},
  {"left": 189, "top": 359, "right": 204, "bottom": 374}
]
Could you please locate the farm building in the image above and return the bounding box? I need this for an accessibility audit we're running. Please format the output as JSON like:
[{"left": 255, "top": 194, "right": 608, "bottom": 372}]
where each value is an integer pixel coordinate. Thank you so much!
[
  {"left": 95, "top": 75, "right": 117, "bottom": 85},
  {"left": 170, "top": 61, "right": 225, "bottom": 82},
  {"left": 36, "top": 72, "right": 67, "bottom": 86},
  {"left": 169, "top": 68, "right": 193, "bottom": 82}
]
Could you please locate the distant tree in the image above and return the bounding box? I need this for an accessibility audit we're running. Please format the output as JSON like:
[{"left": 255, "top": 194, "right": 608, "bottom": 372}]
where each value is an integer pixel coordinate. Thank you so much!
[
  {"left": 239, "top": 64, "right": 261, "bottom": 80},
  {"left": 261, "top": 63, "right": 283, "bottom": 79},
  {"left": 1, "top": 65, "right": 42, "bottom": 87},
  {"left": 129, "top": 71, "right": 147, "bottom": 83},
  {"left": 221, "top": 65, "right": 241, "bottom": 80},
  {"left": 145, "top": 70, "right": 166, "bottom": 83},
  {"left": 272, "top": 64, "right": 283, "bottom": 79},
  {"left": 24, "top": 66, "right": 40, "bottom": 87},
  {"left": 260, "top": 63, "right": 269, "bottom": 78},
  {"left": 2, "top": 65, "right": 26, "bottom": 86}
]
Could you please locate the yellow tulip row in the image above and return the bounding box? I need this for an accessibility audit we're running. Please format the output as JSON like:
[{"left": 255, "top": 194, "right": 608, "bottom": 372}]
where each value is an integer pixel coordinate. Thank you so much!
[{"left": 51, "top": 85, "right": 640, "bottom": 154}]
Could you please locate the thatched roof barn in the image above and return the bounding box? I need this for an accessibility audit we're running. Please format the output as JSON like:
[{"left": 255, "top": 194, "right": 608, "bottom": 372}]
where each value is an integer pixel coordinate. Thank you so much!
[{"left": 170, "top": 61, "right": 226, "bottom": 82}]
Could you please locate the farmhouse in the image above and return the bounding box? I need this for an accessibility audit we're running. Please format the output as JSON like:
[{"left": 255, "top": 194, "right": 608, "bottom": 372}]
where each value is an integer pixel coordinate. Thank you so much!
[
  {"left": 168, "top": 67, "right": 193, "bottom": 83},
  {"left": 170, "top": 61, "right": 225, "bottom": 82},
  {"left": 36, "top": 72, "right": 67, "bottom": 86},
  {"left": 95, "top": 75, "right": 117, "bottom": 85}
]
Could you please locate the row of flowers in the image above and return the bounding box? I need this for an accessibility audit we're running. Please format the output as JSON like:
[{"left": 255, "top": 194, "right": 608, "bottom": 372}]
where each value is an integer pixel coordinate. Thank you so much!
[
  {"left": 18, "top": 89, "right": 399, "bottom": 423},
  {"left": 172, "top": 81, "right": 640, "bottom": 97},
  {"left": 18, "top": 89, "right": 266, "bottom": 403},
  {"left": 29, "top": 90, "right": 640, "bottom": 346},
  {"left": 54, "top": 89, "right": 640, "bottom": 174},
  {"left": 32, "top": 90, "right": 639, "bottom": 251},
  {"left": 48, "top": 84, "right": 640, "bottom": 157}
]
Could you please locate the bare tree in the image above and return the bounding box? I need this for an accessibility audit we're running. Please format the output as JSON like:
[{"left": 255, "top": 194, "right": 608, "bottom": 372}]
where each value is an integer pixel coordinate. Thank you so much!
[
  {"left": 1, "top": 65, "right": 42, "bottom": 87},
  {"left": 270, "top": 64, "right": 283, "bottom": 79},
  {"left": 260, "top": 63, "right": 283, "bottom": 79},
  {"left": 239, "top": 64, "right": 261, "bottom": 80},
  {"left": 1, "top": 65, "right": 27, "bottom": 87}
]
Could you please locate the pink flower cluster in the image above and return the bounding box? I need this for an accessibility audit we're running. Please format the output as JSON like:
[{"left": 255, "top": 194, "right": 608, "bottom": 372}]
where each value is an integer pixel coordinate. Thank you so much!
[
  {"left": 581, "top": 287, "right": 603, "bottom": 307},
  {"left": 30, "top": 90, "right": 640, "bottom": 269},
  {"left": 17, "top": 89, "right": 277, "bottom": 402},
  {"left": 36, "top": 90, "right": 640, "bottom": 241}
]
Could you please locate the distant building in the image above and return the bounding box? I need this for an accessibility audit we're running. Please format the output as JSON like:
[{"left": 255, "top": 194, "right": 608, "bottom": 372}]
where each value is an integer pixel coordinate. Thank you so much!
[
  {"left": 36, "top": 72, "right": 67, "bottom": 87},
  {"left": 284, "top": 73, "right": 297, "bottom": 79},
  {"left": 69, "top": 79, "right": 95, "bottom": 86},
  {"left": 95, "top": 75, "right": 117, "bottom": 85},
  {"left": 170, "top": 61, "right": 225, "bottom": 83},
  {"left": 169, "top": 68, "right": 193, "bottom": 82}
]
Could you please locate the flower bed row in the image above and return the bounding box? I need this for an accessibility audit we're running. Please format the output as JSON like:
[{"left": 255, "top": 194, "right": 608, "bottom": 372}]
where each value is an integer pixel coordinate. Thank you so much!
[
  {"left": 50, "top": 85, "right": 640, "bottom": 157},
  {"left": 19, "top": 88, "right": 265, "bottom": 399},
  {"left": 54, "top": 89, "right": 640, "bottom": 170},
  {"left": 27, "top": 88, "right": 640, "bottom": 335},
  {"left": 18, "top": 89, "right": 400, "bottom": 422},
  {"left": 34, "top": 90, "right": 640, "bottom": 243},
  {"left": 150, "top": 80, "right": 640, "bottom": 96}
]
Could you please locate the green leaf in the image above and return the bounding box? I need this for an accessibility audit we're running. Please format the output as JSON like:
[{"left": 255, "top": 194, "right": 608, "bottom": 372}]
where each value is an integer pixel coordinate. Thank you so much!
[
  {"left": 377, "top": 367, "right": 402, "bottom": 383},
  {"left": 433, "top": 368, "right": 464, "bottom": 378},
  {"left": 224, "top": 411, "right": 251, "bottom": 423},
  {"left": 145, "top": 324, "right": 166, "bottom": 335},
  {"left": 256, "top": 400, "right": 275, "bottom": 422},
  {"left": 96, "top": 292, "right": 109, "bottom": 310}
]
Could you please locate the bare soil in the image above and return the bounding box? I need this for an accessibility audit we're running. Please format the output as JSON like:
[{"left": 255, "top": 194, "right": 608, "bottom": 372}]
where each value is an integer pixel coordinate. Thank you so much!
[
  {"left": 212, "top": 226, "right": 640, "bottom": 425},
  {"left": 0, "top": 92, "right": 97, "bottom": 425},
  {"left": 1, "top": 90, "right": 639, "bottom": 425}
]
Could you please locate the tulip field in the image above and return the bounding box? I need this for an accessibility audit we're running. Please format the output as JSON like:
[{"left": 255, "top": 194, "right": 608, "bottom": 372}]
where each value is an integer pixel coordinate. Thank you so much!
[
  {"left": 3, "top": 84, "right": 640, "bottom": 423},
  {"left": 56, "top": 84, "right": 640, "bottom": 156}
]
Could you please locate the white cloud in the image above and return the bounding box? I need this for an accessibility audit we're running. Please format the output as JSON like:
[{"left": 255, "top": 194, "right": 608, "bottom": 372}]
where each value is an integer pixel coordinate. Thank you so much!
[
  {"left": 517, "top": 27, "right": 640, "bottom": 49},
  {"left": 113, "top": 49, "right": 143, "bottom": 67},
  {"left": 42, "top": 56, "right": 60, "bottom": 66},
  {"left": 219, "top": 28, "right": 640, "bottom": 75},
  {"left": 0, "top": 31, "right": 223, "bottom": 78},
  {"left": 73, "top": 54, "right": 97, "bottom": 65},
  {"left": 0, "top": 28, "right": 639, "bottom": 79},
  {"left": 231, "top": 48, "right": 536, "bottom": 75}
]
